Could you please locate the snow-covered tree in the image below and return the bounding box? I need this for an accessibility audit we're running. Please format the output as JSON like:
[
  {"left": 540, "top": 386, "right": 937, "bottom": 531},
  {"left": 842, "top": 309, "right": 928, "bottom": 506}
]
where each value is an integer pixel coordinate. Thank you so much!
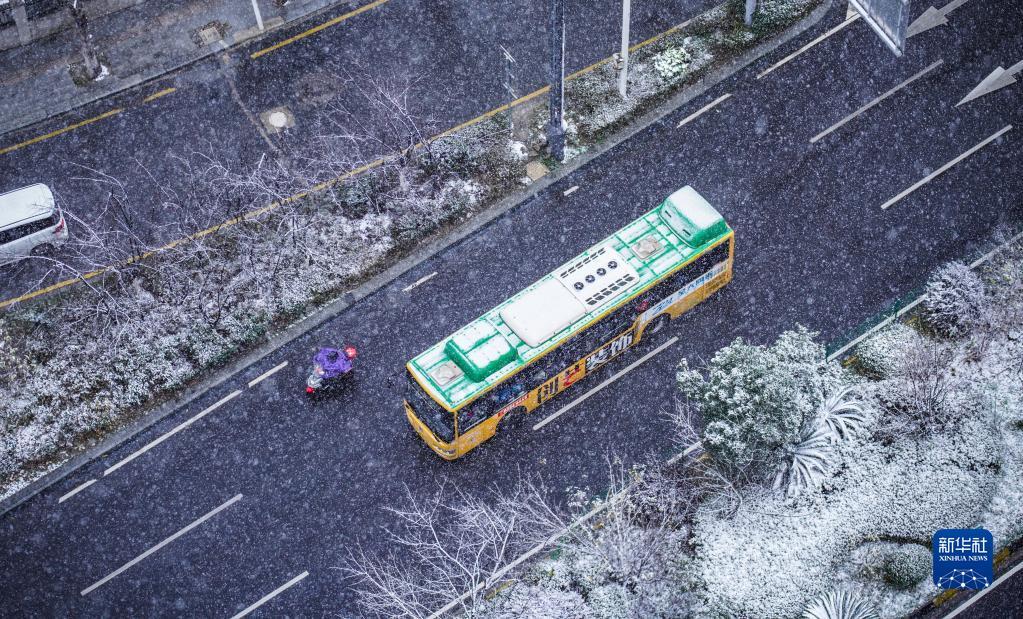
[
  {"left": 921, "top": 261, "right": 987, "bottom": 337},
  {"left": 343, "top": 479, "right": 567, "bottom": 618},
  {"left": 677, "top": 327, "right": 845, "bottom": 478}
]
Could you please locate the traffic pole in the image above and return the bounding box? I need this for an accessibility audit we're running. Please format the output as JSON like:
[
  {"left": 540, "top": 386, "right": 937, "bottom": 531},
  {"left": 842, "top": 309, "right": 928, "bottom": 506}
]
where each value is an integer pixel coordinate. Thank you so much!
[
  {"left": 251, "top": 0, "right": 265, "bottom": 30},
  {"left": 547, "top": 0, "right": 566, "bottom": 162},
  {"left": 618, "top": 0, "right": 631, "bottom": 98}
]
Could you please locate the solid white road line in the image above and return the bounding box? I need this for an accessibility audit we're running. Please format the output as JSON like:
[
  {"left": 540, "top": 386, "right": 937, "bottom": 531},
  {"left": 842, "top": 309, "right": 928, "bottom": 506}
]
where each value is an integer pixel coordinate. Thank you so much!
[
  {"left": 970, "top": 228, "right": 1023, "bottom": 269},
  {"left": 880, "top": 125, "right": 1012, "bottom": 210},
  {"left": 80, "top": 494, "right": 242, "bottom": 596},
  {"left": 230, "top": 571, "right": 310, "bottom": 619},
  {"left": 757, "top": 14, "right": 860, "bottom": 79},
  {"left": 248, "top": 361, "right": 288, "bottom": 388},
  {"left": 811, "top": 60, "right": 944, "bottom": 143},
  {"left": 58, "top": 479, "right": 96, "bottom": 504},
  {"left": 533, "top": 336, "right": 679, "bottom": 432},
  {"left": 676, "top": 93, "right": 732, "bottom": 128},
  {"left": 826, "top": 297, "right": 924, "bottom": 362},
  {"left": 104, "top": 390, "right": 242, "bottom": 476},
  {"left": 944, "top": 558, "right": 1023, "bottom": 618},
  {"left": 826, "top": 227, "right": 1023, "bottom": 362},
  {"left": 402, "top": 271, "right": 438, "bottom": 292},
  {"left": 563, "top": 185, "right": 579, "bottom": 196}
]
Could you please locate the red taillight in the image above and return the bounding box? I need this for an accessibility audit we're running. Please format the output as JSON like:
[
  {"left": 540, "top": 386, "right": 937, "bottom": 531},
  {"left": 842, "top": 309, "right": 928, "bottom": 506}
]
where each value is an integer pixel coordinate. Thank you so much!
[
  {"left": 306, "top": 386, "right": 315, "bottom": 394},
  {"left": 53, "top": 216, "right": 65, "bottom": 235},
  {"left": 344, "top": 346, "right": 357, "bottom": 359}
]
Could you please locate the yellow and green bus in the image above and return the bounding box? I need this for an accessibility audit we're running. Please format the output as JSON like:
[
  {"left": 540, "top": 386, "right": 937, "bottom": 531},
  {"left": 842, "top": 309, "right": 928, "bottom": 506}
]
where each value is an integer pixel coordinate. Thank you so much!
[{"left": 404, "top": 186, "right": 734, "bottom": 459}]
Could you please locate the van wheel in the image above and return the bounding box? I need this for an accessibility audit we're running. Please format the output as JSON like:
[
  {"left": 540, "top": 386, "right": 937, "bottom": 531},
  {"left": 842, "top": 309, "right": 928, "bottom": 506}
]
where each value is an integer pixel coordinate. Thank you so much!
[{"left": 31, "top": 244, "right": 55, "bottom": 257}]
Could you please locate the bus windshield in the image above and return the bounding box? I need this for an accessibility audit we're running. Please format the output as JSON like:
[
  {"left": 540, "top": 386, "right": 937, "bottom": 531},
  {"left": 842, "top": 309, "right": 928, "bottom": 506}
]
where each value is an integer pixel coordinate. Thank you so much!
[{"left": 406, "top": 371, "right": 455, "bottom": 442}]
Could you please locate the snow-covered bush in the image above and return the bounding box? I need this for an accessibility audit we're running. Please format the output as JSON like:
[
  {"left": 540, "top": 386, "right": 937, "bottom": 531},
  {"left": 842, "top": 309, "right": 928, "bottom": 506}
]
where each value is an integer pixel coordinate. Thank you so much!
[
  {"left": 879, "top": 544, "right": 931, "bottom": 590},
  {"left": 853, "top": 323, "right": 920, "bottom": 379},
  {"left": 871, "top": 335, "right": 981, "bottom": 437},
  {"left": 678, "top": 327, "right": 847, "bottom": 478},
  {"left": 470, "top": 581, "right": 592, "bottom": 619},
  {"left": 0, "top": 319, "right": 29, "bottom": 389},
  {"left": 802, "top": 590, "right": 879, "bottom": 619},
  {"left": 922, "top": 261, "right": 987, "bottom": 337},
  {"left": 587, "top": 583, "right": 630, "bottom": 619},
  {"left": 652, "top": 46, "right": 692, "bottom": 83}
]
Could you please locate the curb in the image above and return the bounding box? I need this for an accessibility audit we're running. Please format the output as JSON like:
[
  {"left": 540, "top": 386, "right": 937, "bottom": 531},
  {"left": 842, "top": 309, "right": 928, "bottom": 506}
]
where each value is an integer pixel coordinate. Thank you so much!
[
  {"left": 0, "top": 0, "right": 834, "bottom": 518},
  {"left": 0, "top": 0, "right": 347, "bottom": 138}
]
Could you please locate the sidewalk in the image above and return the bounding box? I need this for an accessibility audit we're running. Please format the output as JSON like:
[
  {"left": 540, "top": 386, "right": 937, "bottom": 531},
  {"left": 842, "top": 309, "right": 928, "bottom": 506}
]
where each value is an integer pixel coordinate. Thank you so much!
[{"left": 0, "top": 0, "right": 344, "bottom": 138}]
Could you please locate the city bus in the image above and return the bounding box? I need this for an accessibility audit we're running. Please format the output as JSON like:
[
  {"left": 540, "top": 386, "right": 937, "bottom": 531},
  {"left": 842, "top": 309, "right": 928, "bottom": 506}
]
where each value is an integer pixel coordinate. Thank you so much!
[{"left": 404, "top": 186, "right": 733, "bottom": 460}]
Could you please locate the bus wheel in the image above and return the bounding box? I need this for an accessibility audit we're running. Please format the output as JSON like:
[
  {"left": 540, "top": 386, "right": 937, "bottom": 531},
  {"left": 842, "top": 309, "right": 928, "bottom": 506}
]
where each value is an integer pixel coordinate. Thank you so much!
[
  {"left": 646, "top": 314, "right": 671, "bottom": 336},
  {"left": 502, "top": 407, "right": 529, "bottom": 430}
]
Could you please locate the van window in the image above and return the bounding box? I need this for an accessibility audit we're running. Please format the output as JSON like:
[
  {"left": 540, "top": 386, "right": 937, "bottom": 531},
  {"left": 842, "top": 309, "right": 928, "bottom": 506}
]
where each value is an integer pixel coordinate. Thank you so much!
[{"left": 0, "top": 218, "right": 49, "bottom": 246}]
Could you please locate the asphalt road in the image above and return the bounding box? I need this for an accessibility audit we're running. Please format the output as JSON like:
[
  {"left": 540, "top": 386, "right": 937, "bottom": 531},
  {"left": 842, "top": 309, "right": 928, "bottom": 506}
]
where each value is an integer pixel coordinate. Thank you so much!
[
  {"left": 2, "top": 0, "right": 1022, "bottom": 616},
  {"left": 0, "top": 0, "right": 714, "bottom": 301}
]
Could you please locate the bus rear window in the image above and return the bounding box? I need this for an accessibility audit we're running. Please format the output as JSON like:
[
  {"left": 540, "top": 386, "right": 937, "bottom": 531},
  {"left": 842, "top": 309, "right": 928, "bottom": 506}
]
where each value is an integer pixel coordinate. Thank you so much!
[{"left": 406, "top": 372, "right": 455, "bottom": 443}]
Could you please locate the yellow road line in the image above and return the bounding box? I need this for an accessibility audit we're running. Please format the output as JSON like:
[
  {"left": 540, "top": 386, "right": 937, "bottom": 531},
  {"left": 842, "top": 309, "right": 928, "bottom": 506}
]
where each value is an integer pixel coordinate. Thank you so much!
[
  {"left": 2, "top": 11, "right": 700, "bottom": 308},
  {"left": 143, "top": 87, "right": 178, "bottom": 103},
  {"left": 250, "top": 0, "right": 391, "bottom": 60},
  {"left": 0, "top": 108, "right": 124, "bottom": 156}
]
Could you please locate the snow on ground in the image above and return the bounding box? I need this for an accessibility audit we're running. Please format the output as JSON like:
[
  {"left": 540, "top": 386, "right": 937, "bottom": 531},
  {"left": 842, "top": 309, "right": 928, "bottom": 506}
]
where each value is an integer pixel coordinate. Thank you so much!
[{"left": 466, "top": 238, "right": 1021, "bottom": 619}]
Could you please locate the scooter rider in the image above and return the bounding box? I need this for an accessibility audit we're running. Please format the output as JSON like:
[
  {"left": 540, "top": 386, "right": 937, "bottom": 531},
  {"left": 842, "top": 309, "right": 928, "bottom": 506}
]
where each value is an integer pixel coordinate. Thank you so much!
[{"left": 307, "top": 344, "right": 357, "bottom": 393}]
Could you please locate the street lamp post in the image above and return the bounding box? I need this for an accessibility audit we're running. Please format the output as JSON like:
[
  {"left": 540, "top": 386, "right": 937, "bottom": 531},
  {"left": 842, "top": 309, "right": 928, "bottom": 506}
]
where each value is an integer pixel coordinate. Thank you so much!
[
  {"left": 745, "top": 0, "right": 757, "bottom": 26},
  {"left": 547, "top": 0, "right": 566, "bottom": 162}
]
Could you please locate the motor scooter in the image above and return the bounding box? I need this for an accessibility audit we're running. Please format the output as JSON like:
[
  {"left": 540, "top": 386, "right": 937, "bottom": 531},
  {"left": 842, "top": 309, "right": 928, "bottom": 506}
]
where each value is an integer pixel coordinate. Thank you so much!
[{"left": 306, "top": 345, "right": 357, "bottom": 394}]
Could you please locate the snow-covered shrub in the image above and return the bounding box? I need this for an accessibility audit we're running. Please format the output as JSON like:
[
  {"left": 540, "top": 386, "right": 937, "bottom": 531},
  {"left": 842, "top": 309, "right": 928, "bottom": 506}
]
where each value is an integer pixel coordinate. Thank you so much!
[
  {"left": 802, "top": 590, "right": 879, "bottom": 619},
  {"left": 871, "top": 335, "right": 982, "bottom": 437},
  {"left": 566, "top": 550, "right": 612, "bottom": 594},
  {"left": 853, "top": 323, "right": 920, "bottom": 379},
  {"left": 922, "top": 262, "right": 987, "bottom": 337},
  {"left": 587, "top": 583, "right": 630, "bottom": 619},
  {"left": 879, "top": 544, "right": 931, "bottom": 590},
  {"left": 0, "top": 319, "right": 29, "bottom": 389},
  {"left": 428, "top": 116, "right": 525, "bottom": 190},
  {"left": 678, "top": 326, "right": 846, "bottom": 477},
  {"left": 690, "top": 407, "right": 1000, "bottom": 617},
  {"left": 751, "top": 0, "right": 818, "bottom": 32},
  {"left": 652, "top": 46, "right": 692, "bottom": 83},
  {"left": 471, "top": 581, "right": 592, "bottom": 619}
]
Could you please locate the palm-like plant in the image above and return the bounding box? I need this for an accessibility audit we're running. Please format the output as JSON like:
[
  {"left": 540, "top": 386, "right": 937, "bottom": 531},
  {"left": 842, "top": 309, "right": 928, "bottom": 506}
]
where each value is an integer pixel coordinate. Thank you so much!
[
  {"left": 775, "top": 386, "right": 867, "bottom": 499},
  {"left": 802, "top": 590, "right": 880, "bottom": 619}
]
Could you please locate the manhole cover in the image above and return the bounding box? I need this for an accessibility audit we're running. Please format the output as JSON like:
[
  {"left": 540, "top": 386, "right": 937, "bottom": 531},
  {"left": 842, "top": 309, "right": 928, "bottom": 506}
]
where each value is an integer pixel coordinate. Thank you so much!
[
  {"left": 260, "top": 106, "right": 295, "bottom": 133},
  {"left": 267, "top": 111, "right": 288, "bottom": 128},
  {"left": 197, "top": 25, "right": 222, "bottom": 46}
]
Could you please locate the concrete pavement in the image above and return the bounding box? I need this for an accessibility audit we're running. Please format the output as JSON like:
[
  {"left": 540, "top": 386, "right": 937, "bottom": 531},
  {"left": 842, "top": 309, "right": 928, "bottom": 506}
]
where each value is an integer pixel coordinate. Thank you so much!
[{"left": 1, "top": 0, "right": 1021, "bottom": 616}]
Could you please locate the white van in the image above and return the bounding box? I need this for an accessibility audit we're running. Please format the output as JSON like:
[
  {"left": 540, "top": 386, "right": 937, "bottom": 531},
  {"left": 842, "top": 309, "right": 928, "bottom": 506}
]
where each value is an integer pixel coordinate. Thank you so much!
[{"left": 0, "top": 184, "right": 69, "bottom": 265}]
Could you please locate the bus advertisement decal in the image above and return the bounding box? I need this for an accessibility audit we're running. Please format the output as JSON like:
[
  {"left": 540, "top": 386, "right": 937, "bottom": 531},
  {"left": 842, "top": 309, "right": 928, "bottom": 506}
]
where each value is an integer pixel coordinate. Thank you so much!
[
  {"left": 586, "top": 329, "right": 636, "bottom": 373},
  {"left": 640, "top": 260, "right": 729, "bottom": 325}
]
